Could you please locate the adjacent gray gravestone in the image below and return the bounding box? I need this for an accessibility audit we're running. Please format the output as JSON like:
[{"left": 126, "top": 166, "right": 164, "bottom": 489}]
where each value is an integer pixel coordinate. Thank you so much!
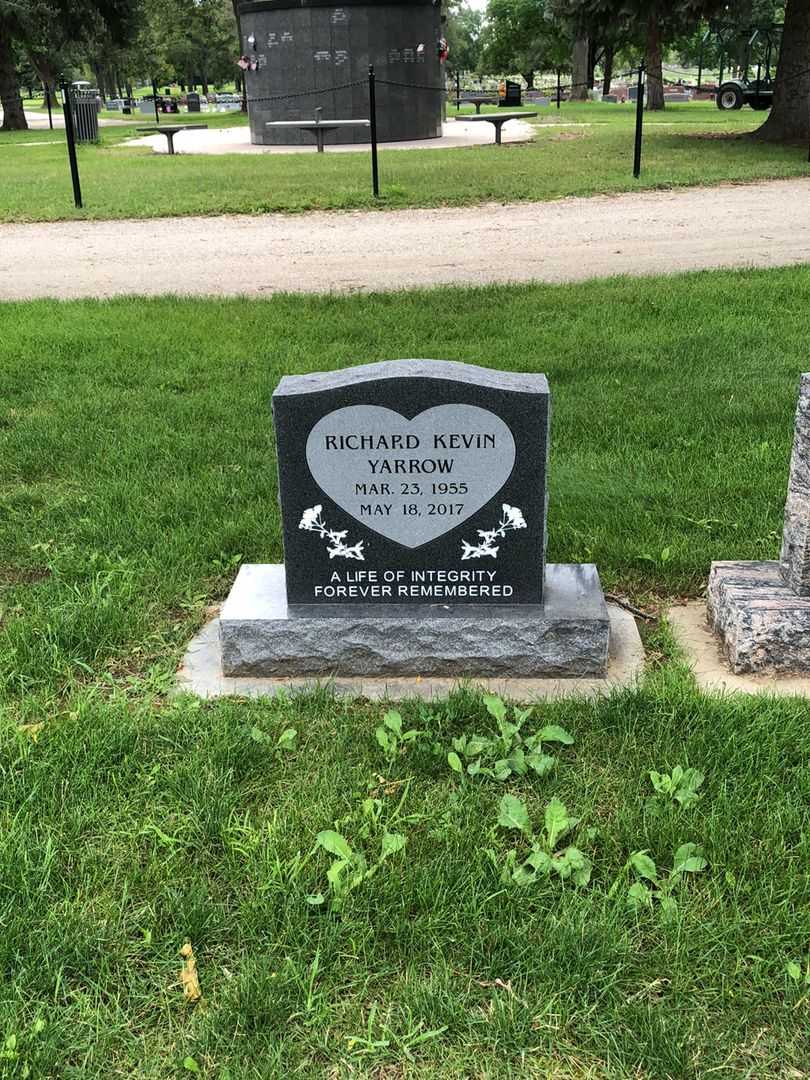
[
  {"left": 708, "top": 373, "right": 810, "bottom": 673},
  {"left": 780, "top": 373, "right": 810, "bottom": 595},
  {"left": 218, "top": 358, "right": 611, "bottom": 678}
]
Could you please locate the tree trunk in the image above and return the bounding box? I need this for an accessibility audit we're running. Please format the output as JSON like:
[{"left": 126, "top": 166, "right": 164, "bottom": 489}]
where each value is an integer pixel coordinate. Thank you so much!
[
  {"left": 27, "top": 49, "right": 59, "bottom": 102},
  {"left": 752, "top": 0, "right": 810, "bottom": 142},
  {"left": 92, "top": 65, "right": 106, "bottom": 97},
  {"left": 0, "top": 24, "right": 26, "bottom": 130},
  {"left": 587, "top": 40, "right": 597, "bottom": 90},
  {"left": 571, "top": 32, "right": 589, "bottom": 100},
  {"left": 523, "top": 71, "right": 535, "bottom": 90},
  {"left": 645, "top": 7, "right": 665, "bottom": 111},
  {"left": 602, "top": 45, "right": 614, "bottom": 96}
]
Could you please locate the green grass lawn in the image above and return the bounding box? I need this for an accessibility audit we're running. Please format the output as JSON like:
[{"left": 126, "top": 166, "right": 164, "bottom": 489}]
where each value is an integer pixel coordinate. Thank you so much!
[
  {"left": 1, "top": 100, "right": 809, "bottom": 222},
  {"left": 1, "top": 269, "right": 808, "bottom": 1076}
]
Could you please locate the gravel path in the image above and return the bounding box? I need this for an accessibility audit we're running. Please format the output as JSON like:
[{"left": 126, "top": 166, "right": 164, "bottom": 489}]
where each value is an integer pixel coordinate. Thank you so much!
[{"left": 2, "top": 178, "right": 810, "bottom": 301}]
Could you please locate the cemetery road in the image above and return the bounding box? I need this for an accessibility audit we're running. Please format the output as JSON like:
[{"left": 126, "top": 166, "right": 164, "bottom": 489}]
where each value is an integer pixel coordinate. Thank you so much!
[{"left": 2, "top": 178, "right": 810, "bottom": 300}]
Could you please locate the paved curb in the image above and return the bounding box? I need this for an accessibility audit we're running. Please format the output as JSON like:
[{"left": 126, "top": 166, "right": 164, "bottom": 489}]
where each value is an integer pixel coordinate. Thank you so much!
[{"left": 668, "top": 600, "right": 810, "bottom": 696}]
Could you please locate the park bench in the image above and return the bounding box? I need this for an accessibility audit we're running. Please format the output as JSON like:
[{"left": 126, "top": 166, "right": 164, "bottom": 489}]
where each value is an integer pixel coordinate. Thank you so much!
[
  {"left": 458, "top": 94, "right": 498, "bottom": 114},
  {"left": 266, "top": 108, "right": 370, "bottom": 152},
  {"left": 463, "top": 110, "right": 537, "bottom": 144},
  {"left": 136, "top": 124, "right": 208, "bottom": 154}
]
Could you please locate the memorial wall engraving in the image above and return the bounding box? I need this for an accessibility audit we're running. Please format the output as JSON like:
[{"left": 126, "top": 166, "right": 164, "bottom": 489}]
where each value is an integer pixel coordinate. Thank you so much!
[{"left": 272, "top": 360, "right": 550, "bottom": 608}]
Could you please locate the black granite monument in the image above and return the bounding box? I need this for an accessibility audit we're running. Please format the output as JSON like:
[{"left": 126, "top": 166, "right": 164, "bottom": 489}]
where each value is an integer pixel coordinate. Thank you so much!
[
  {"left": 219, "top": 359, "right": 611, "bottom": 678},
  {"left": 275, "top": 360, "right": 549, "bottom": 607},
  {"left": 238, "top": 0, "right": 445, "bottom": 146}
]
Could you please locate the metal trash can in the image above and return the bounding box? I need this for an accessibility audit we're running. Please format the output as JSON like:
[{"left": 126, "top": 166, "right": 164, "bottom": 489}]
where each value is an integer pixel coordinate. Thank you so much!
[{"left": 71, "top": 88, "right": 100, "bottom": 142}]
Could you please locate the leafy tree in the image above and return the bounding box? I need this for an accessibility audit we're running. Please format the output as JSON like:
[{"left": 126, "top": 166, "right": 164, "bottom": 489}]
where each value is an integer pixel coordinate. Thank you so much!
[
  {"left": 551, "top": 0, "right": 725, "bottom": 108},
  {"left": 552, "top": 1, "right": 604, "bottom": 97},
  {"left": 116, "top": 0, "right": 237, "bottom": 91},
  {"left": 445, "top": 0, "right": 484, "bottom": 73},
  {"left": 0, "top": 0, "right": 136, "bottom": 129},
  {"left": 481, "top": 0, "right": 570, "bottom": 88},
  {"left": 674, "top": 0, "right": 784, "bottom": 71},
  {"left": 752, "top": 0, "right": 809, "bottom": 142},
  {"left": 0, "top": 16, "right": 25, "bottom": 129}
]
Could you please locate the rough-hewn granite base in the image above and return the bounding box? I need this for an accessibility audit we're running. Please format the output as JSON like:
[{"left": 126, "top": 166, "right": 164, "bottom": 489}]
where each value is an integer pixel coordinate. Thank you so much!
[
  {"left": 707, "top": 560, "right": 810, "bottom": 674},
  {"left": 219, "top": 563, "right": 610, "bottom": 678},
  {"left": 669, "top": 601, "right": 810, "bottom": 696},
  {"left": 177, "top": 604, "right": 641, "bottom": 701}
]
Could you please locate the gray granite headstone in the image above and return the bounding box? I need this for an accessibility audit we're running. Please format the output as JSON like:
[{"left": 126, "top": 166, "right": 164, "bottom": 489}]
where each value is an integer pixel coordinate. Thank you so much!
[
  {"left": 780, "top": 373, "right": 810, "bottom": 595},
  {"left": 708, "top": 373, "right": 810, "bottom": 674},
  {"left": 217, "top": 358, "right": 612, "bottom": 678}
]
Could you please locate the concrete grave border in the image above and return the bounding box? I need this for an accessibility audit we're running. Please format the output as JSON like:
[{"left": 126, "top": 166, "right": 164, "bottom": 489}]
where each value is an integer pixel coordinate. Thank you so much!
[
  {"left": 176, "top": 603, "right": 644, "bottom": 702},
  {"left": 669, "top": 600, "right": 810, "bottom": 697}
]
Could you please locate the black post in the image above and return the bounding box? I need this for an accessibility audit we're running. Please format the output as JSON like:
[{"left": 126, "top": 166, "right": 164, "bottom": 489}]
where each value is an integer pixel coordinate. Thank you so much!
[
  {"left": 152, "top": 78, "right": 160, "bottom": 124},
  {"left": 456, "top": 70, "right": 461, "bottom": 112},
  {"left": 369, "top": 64, "right": 380, "bottom": 198},
  {"left": 633, "top": 63, "right": 644, "bottom": 179},
  {"left": 45, "top": 85, "right": 53, "bottom": 129},
  {"left": 60, "top": 82, "right": 83, "bottom": 209},
  {"left": 698, "top": 28, "right": 713, "bottom": 94},
  {"left": 556, "top": 67, "right": 562, "bottom": 109}
]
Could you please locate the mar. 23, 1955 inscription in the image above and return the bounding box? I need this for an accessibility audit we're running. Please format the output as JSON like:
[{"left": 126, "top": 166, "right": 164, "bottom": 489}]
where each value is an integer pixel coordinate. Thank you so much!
[{"left": 272, "top": 360, "right": 550, "bottom": 609}]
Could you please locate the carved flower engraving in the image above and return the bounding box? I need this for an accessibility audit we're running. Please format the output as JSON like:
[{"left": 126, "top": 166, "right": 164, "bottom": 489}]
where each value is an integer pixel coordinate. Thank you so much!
[
  {"left": 461, "top": 503, "right": 527, "bottom": 560},
  {"left": 299, "top": 505, "right": 365, "bottom": 561}
]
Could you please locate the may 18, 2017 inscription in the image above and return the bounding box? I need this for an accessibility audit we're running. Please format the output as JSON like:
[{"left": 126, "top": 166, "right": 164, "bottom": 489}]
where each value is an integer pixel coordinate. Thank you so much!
[{"left": 273, "top": 359, "right": 550, "bottom": 608}]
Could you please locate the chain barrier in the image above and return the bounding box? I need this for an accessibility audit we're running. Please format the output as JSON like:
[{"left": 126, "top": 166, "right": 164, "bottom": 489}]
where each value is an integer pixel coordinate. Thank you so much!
[
  {"left": 48, "top": 57, "right": 809, "bottom": 213},
  {"left": 244, "top": 74, "right": 664, "bottom": 107},
  {"left": 244, "top": 74, "right": 605, "bottom": 103},
  {"left": 376, "top": 78, "right": 447, "bottom": 93},
  {"left": 245, "top": 79, "right": 366, "bottom": 106}
]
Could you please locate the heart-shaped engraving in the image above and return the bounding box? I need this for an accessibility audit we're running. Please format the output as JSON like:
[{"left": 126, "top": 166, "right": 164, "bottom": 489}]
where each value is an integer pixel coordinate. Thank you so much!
[{"left": 306, "top": 404, "right": 516, "bottom": 548}]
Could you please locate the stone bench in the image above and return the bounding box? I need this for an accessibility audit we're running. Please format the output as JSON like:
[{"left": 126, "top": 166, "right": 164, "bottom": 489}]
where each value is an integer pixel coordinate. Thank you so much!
[
  {"left": 457, "top": 95, "right": 498, "bottom": 114},
  {"left": 462, "top": 111, "right": 537, "bottom": 144},
  {"left": 266, "top": 113, "right": 370, "bottom": 152},
  {"left": 136, "top": 123, "right": 208, "bottom": 154}
]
